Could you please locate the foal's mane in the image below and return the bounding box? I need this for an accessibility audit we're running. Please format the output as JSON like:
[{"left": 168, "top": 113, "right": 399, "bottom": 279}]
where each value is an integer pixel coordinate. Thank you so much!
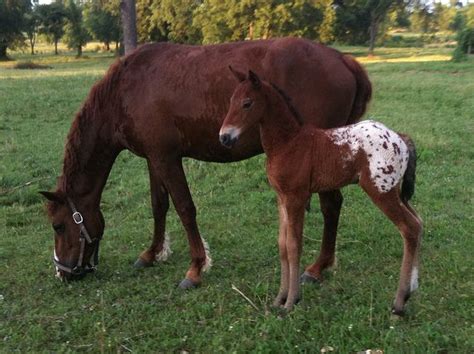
[
  {"left": 269, "top": 83, "right": 304, "bottom": 126},
  {"left": 60, "top": 60, "right": 124, "bottom": 193}
]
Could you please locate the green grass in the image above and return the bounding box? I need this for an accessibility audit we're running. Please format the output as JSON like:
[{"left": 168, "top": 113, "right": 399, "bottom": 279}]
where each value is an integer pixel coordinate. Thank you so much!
[{"left": 1, "top": 45, "right": 473, "bottom": 352}]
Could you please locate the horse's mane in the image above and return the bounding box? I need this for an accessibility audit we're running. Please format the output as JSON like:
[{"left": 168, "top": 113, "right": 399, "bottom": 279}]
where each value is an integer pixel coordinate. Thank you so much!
[
  {"left": 270, "top": 83, "right": 304, "bottom": 126},
  {"left": 60, "top": 59, "right": 124, "bottom": 193}
]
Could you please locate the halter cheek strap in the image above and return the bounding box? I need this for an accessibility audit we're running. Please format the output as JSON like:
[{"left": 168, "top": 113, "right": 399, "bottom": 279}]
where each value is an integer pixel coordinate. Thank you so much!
[{"left": 52, "top": 199, "right": 101, "bottom": 276}]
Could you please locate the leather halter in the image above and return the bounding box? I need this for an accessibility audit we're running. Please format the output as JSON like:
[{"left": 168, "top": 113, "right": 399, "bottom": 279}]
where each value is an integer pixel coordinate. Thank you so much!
[{"left": 53, "top": 198, "right": 101, "bottom": 276}]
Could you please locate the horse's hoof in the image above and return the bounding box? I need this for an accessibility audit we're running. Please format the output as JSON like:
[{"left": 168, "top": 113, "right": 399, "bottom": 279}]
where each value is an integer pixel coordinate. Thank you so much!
[
  {"left": 133, "top": 258, "right": 153, "bottom": 269},
  {"left": 391, "top": 307, "right": 405, "bottom": 318},
  {"left": 300, "top": 271, "right": 320, "bottom": 284},
  {"left": 178, "top": 278, "right": 199, "bottom": 290}
]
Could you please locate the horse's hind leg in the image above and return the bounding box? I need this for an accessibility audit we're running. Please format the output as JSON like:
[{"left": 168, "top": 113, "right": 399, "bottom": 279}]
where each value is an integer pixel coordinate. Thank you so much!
[
  {"left": 363, "top": 187, "right": 422, "bottom": 315},
  {"left": 158, "top": 158, "right": 209, "bottom": 289},
  {"left": 301, "top": 190, "right": 343, "bottom": 283},
  {"left": 135, "top": 159, "right": 171, "bottom": 268}
]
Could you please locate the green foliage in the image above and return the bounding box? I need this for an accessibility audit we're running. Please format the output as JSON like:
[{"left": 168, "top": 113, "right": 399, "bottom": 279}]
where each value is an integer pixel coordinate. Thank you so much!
[
  {"left": 149, "top": 0, "right": 202, "bottom": 43},
  {"left": 84, "top": 0, "right": 121, "bottom": 50},
  {"left": 0, "top": 47, "right": 473, "bottom": 352},
  {"left": 63, "top": 0, "right": 91, "bottom": 57},
  {"left": 0, "top": 0, "right": 31, "bottom": 59},
  {"left": 37, "top": 2, "right": 67, "bottom": 54}
]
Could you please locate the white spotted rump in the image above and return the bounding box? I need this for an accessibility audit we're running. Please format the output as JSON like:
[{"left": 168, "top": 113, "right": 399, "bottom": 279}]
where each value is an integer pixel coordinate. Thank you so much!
[{"left": 329, "top": 120, "right": 409, "bottom": 193}]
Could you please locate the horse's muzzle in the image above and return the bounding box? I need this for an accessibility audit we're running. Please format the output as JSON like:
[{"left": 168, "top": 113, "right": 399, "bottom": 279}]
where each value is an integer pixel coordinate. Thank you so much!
[{"left": 219, "top": 133, "right": 237, "bottom": 148}]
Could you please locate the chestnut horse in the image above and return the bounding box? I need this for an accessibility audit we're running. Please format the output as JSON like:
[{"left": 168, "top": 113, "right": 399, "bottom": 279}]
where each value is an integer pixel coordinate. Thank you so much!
[
  {"left": 219, "top": 69, "right": 422, "bottom": 314},
  {"left": 40, "top": 38, "right": 372, "bottom": 288}
]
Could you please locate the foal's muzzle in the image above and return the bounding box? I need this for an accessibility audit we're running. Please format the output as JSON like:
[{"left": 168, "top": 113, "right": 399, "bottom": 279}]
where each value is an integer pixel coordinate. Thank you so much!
[{"left": 219, "top": 133, "right": 237, "bottom": 148}]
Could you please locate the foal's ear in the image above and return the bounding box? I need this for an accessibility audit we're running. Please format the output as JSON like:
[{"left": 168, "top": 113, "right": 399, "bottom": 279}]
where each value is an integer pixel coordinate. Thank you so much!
[
  {"left": 39, "top": 191, "right": 65, "bottom": 204},
  {"left": 248, "top": 70, "right": 261, "bottom": 89},
  {"left": 228, "top": 66, "right": 246, "bottom": 82}
]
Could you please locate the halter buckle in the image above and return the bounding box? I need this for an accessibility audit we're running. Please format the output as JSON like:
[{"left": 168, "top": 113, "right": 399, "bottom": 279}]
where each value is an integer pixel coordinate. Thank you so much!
[{"left": 72, "top": 211, "right": 84, "bottom": 224}]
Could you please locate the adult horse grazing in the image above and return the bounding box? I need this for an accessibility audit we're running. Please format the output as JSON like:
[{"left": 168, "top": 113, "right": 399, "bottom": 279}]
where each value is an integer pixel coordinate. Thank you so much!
[
  {"left": 40, "top": 38, "right": 372, "bottom": 288},
  {"left": 219, "top": 69, "right": 422, "bottom": 314}
]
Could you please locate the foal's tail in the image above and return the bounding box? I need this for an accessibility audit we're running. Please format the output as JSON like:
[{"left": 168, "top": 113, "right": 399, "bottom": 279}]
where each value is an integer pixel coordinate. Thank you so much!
[
  {"left": 341, "top": 55, "right": 372, "bottom": 124},
  {"left": 399, "top": 134, "right": 417, "bottom": 204}
]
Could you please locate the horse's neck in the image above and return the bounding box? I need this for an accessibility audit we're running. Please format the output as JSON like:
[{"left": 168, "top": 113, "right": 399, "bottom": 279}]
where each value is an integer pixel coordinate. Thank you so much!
[
  {"left": 260, "top": 90, "right": 301, "bottom": 155},
  {"left": 59, "top": 110, "right": 120, "bottom": 207}
]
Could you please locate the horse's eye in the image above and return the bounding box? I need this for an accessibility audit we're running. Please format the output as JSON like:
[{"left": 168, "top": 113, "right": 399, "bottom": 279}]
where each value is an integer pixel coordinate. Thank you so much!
[
  {"left": 53, "top": 223, "right": 65, "bottom": 234},
  {"left": 242, "top": 99, "right": 253, "bottom": 110}
]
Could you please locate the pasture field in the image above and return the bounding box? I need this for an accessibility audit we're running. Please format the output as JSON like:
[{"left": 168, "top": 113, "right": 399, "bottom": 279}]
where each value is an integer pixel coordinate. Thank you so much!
[{"left": 1, "top": 45, "right": 473, "bottom": 352}]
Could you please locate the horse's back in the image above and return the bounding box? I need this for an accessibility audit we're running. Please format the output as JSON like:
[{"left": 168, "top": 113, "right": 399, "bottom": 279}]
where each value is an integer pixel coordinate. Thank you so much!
[{"left": 114, "top": 39, "right": 368, "bottom": 161}]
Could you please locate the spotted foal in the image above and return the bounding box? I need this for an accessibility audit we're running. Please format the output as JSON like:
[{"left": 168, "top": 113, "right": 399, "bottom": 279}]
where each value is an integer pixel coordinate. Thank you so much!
[{"left": 219, "top": 68, "right": 422, "bottom": 313}]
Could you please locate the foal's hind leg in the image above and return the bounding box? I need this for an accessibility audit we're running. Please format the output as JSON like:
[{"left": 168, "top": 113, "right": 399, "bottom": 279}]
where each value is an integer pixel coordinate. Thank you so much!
[
  {"left": 362, "top": 186, "right": 422, "bottom": 315},
  {"left": 135, "top": 159, "right": 171, "bottom": 268},
  {"left": 301, "top": 190, "right": 343, "bottom": 283}
]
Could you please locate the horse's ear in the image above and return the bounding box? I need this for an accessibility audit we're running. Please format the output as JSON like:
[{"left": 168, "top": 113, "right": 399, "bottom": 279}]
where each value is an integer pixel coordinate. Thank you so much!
[
  {"left": 39, "top": 191, "right": 64, "bottom": 204},
  {"left": 248, "top": 70, "right": 261, "bottom": 89},
  {"left": 229, "top": 65, "right": 246, "bottom": 82}
]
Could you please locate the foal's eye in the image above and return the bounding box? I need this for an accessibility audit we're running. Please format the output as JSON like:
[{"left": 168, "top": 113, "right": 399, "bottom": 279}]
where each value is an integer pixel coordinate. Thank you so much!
[
  {"left": 53, "top": 223, "right": 65, "bottom": 234},
  {"left": 242, "top": 99, "right": 253, "bottom": 110}
]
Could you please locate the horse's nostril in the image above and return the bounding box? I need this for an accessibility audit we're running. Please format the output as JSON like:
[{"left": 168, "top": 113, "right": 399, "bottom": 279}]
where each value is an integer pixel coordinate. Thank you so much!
[{"left": 220, "top": 134, "right": 230, "bottom": 146}]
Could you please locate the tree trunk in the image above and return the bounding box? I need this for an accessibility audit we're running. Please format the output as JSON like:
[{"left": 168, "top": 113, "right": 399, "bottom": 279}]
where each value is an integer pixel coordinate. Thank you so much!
[
  {"left": 0, "top": 45, "right": 8, "bottom": 61},
  {"left": 54, "top": 40, "right": 58, "bottom": 55},
  {"left": 120, "top": 0, "right": 137, "bottom": 55},
  {"left": 105, "top": 41, "right": 110, "bottom": 51},
  {"left": 30, "top": 40, "right": 35, "bottom": 55},
  {"left": 77, "top": 45, "right": 82, "bottom": 58},
  {"left": 368, "top": 20, "right": 378, "bottom": 55}
]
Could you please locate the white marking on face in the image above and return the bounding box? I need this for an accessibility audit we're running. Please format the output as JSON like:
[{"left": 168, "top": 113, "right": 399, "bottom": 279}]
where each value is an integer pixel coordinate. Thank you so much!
[
  {"left": 219, "top": 125, "right": 241, "bottom": 140},
  {"left": 53, "top": 249, "right": 61, "bottom": 278},
  {"left": 200, "top": 236, "right": 212, "bottom": 272},
  {"left": 410, "top": 266, "right": 419, "bottom": 292},
  {"left": 329, "top": 120, "right": 409, "bottom": 193},
  {"left": 155, "top": 233, "right": 172, "bottom": 262}
]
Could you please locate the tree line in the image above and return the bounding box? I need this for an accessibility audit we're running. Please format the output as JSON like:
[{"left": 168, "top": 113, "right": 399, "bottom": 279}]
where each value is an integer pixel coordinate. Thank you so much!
[{"left": 1, "top": 0, "right": 473, "bottom": 61}]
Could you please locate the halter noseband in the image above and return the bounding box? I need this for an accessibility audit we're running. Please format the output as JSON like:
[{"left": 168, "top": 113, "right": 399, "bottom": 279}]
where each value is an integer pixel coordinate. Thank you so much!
[{"left": 53, "top": 198, "right": 101, "bottom": 276}]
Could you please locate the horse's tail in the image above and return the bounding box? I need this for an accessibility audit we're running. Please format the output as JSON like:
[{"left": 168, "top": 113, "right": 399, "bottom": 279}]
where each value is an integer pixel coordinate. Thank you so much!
[
  {"left": 341, "top": 55, "right": 372, "bottom": 124},
  {"left": 400, "top": 134, "right": 417, "bottom": 204}
]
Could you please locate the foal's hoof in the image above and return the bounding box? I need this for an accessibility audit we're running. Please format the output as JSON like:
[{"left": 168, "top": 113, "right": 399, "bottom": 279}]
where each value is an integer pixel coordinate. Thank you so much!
[
  {"left": 133, "top": 258, "right": 153, "bottom": 269},
  {"left": 300, "top": 271, "right": 320, "bottom": 284},
  {"left": 178, "top": 278, "right": 199, "bottom": 290}
]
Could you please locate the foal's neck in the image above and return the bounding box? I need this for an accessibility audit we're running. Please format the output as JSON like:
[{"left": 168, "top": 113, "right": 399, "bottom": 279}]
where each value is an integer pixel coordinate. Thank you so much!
[{"left": 259, "top": 86, "right": 302, "bottom": 154}]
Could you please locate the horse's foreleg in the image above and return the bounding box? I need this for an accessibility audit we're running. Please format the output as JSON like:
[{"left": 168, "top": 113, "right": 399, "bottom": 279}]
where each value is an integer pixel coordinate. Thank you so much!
[
  {"left": 283, "top": 198, "right": 306, "bottom": 311},
  {"left": 302, "top": 190, "right": 342, "bottom": 283},
  {"left": 160, "top": 159, "right": 209, "bottom": 289},
  {"left": 363, "top": 187, "right": 422, "bottom": 316},
  {"left": 273, "top": 197, "right": 289, "bottom": 307},
  {"left": 135, "top": 160, "right": 170, "bottom": 268}
]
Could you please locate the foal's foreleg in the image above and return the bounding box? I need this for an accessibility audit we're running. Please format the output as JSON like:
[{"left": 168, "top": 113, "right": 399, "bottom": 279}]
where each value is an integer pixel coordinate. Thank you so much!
[
  {"left": 135, "top": 159, "right": 171, "bottom": 268},
  {"left": 302, "top": 190, "right": 343, "bottom": 283},
  {"left": 273, "top": 198, "right": 289, "bottom": 307},
  {"left": 364, "top": 187, "right": 422, "bottom": 315},
  {"left": 282, "top": 198, "right": 306, "bottom": 311}
]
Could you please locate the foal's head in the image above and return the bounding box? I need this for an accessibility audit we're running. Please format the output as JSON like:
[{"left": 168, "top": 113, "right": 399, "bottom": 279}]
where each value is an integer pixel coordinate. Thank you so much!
[{"left": 219, "top": 67, "right": 268, "bottom": 148}]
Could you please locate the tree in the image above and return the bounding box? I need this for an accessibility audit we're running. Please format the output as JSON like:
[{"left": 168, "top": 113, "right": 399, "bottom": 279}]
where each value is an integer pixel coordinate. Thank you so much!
[
  {"left": 120, "top": 0, "right": 137, "bottom": 54},
  {"left": 0, "top": 0, "right": 31, "bottom": 60},
  {"left": 63, "top": 0, "right": 90, "bottom": 57},
  {"left": 37, "top": 2, "right": 67, "bottom": 55},
  {"left": 24, "top": 1, "right": 40, "bottom": 55},
  {"left": 84, "top": 0, "right": 121, "bottom": 51}
]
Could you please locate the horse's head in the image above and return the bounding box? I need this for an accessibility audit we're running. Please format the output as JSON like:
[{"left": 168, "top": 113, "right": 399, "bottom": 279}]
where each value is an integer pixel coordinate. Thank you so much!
[
  {"left": 40, "top": 191, "right": 104, "bottom": 281},
  {"left": 219, "top": 67, "right": 267, "bottom": 148}
]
